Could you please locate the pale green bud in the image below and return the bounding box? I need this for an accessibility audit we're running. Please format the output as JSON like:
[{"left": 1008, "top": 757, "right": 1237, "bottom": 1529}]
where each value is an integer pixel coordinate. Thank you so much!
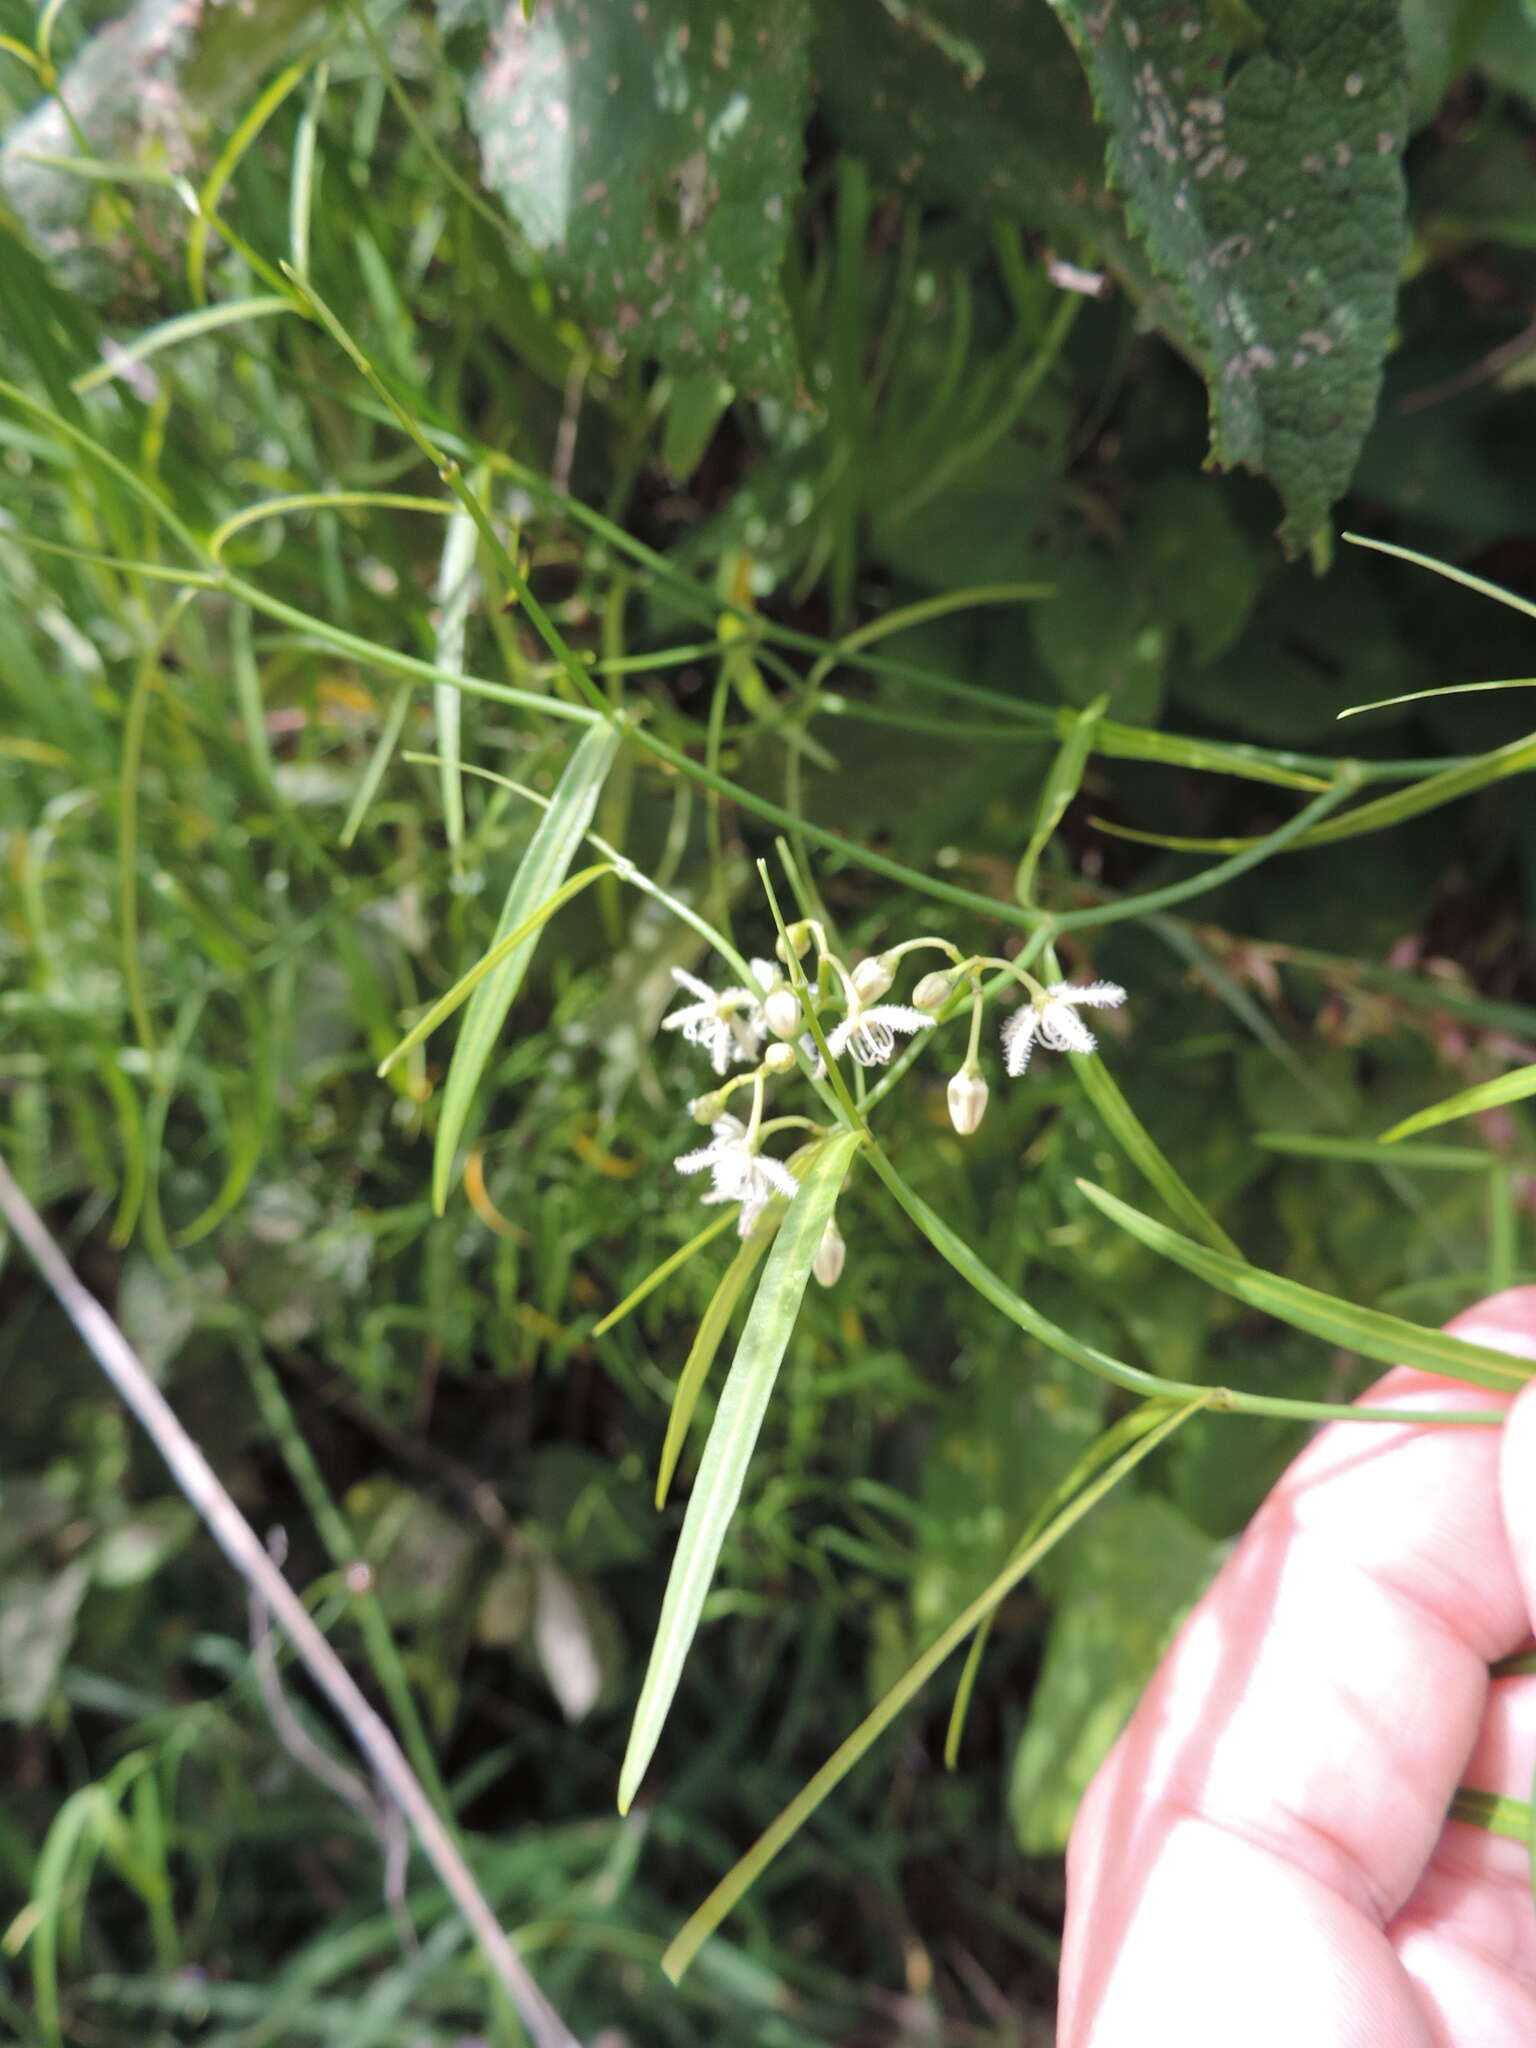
[
  {"left": 689, "top": 1091, "right": 726, "bottom": 1125},
  {"left": 763, "top": 1040, "right": 797, "bottom": 1074},
  {"left": 913, "top": 969, "right": 957, "bottom": 1014}
]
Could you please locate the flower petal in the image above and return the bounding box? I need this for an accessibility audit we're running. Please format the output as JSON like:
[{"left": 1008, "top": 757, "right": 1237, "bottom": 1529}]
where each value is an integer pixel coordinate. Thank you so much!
[
  {"left": 1039, "top": 1000, "right": 1097, "bottom": 1054},
  {"left": 1001, "top": 1006, "right": 1040, "bottom": 1076}
]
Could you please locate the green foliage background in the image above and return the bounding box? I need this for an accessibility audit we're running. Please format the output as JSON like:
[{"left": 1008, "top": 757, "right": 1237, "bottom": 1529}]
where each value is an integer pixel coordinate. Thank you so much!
[{"left": 1, "top": 0, "right": 1535, "bottom": 2040}]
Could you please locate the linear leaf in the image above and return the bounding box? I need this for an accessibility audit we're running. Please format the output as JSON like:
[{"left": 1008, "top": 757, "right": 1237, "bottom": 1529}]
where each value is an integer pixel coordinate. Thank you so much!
[
  {"left": 1040, "top": 943, "right": 1241, "bottom": 1259},
  {"left": 1077, "top": 1178, "right": 1534, "bottom": 1391},
  {"left": 380, "top": 863, "right": 611, "bottom": 1079},
  {"left": 657, "top": 1220, "right": 776, "bottom": 1509},
  {"left": 590, "top": 1212, "right": 738, "bottom": 1338},
  {"left": 1256, "top": 1131, "right": 1492, "bottom": 1170},
  {"left": 432, "top": 506, "right": 478, "bottom": 855},
  {"left": 431, "top": 721, "right": 621, "bottom": 1212},
  {"left": 618, "top": 1130, "right": 861, "bottom": 1814},
  {"left": 1015, "top": 694, "right": 1106, "bottom": 907},
  {"left": 1091, "top": 732, "right": 1536, "bottom": 855},
  {"left": 660, "top": 1392, "right": 1207, "bottom": 1981},
  {"left": 1380, "top": 1065, "right": 1536, "bottom": 1144}
]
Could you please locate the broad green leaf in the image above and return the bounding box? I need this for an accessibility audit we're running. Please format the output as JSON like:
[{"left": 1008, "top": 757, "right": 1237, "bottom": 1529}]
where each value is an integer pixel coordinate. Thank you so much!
[
  {"left": 1033, "top": 556, "right": 1166, "bottom": 723},
  {"left": 657, "top": 1218, "right": 776, "bottom": 1508},
  {"left": 1009, "top": 1493, "right": 1220, "bottom": 1853},
  {"left": 1, "top": 0, "right": 323, "bottom": 291},
  {"left": 659, "top": 1392, "right": 1207, "bottom": 1981},
  {"left": 1078, "top": 1178, "right": 1535, "bottom": 1391},
  {"left": 618, "top": 1130, "right": 861, "bottom": 1814},
  {"left": 462, "top": 0, "right": 811, "bottom": 398},
  {"left": 1380, "top": 1065, "right": 1536, "bottom": 1143},
  {"left": 431, "top": 721, "right": 621, "bottom": 1212},
  {"left": 816, "top": 0, "right": 1112, "bottom": 249},
  {"left": 1052, "top": 0, "right": 1409, "bottom": 548}
]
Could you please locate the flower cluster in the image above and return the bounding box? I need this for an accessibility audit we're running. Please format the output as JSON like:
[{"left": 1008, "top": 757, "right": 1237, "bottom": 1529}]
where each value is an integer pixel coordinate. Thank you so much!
[{"left": 658, "top": 922, "right": 1127, "bottom": 1274}]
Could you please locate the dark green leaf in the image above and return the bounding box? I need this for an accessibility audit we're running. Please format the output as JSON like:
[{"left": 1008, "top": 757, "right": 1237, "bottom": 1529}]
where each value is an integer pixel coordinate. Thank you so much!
[
  {"left": 463, "top": 0, "right": 811, "bottom": 397},
  {"left": 1052, "top": 0, "right": 1409, "bottom": 547}
]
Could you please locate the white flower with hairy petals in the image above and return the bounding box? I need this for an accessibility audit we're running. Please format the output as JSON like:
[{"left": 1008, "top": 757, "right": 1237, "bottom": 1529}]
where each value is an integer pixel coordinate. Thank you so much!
[
  {"left": 661, "top": 960, "right": 776, "bottom": 1075},
  {"left": 675, "top": 1114, "right": 800, "bottom": 1235},
  {"left": 826, "top": 1003, "right": 932, "bottom": 1068},
  {"left": 1001, "top": 980, "right": 1126, "bottom": 1077}
]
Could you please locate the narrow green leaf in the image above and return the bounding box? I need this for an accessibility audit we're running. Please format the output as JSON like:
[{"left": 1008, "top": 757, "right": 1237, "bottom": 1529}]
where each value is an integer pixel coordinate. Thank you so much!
[
  {"left": 430, "top": 721, "right": 620, "bottom": 1211},
  {"left": 1015, "top": 694, "right": 1106, "bottom": 906},
  {"left": 590, "top": 1211, "right": 738, "bottom": 1338},
  {"left": 1077, "top": 1178, "right": 1534, "bottom": 1392},
  {"left": 1337, "top": 677, "right": 1536, "bottom": 721},
  {"left": 1087, "top": 732, "right": 1536, "bottom": 854},
  {"left": 657, "top": 1220, "right": 776, "bottom": 1509},
  {"left": 1449, "top": 1787, "right": 1529, "bottom": 1841},
  {"left": 1256, "top": 1131, "right": 1492, "bottom": 1169},
  {"left": 618, "top": 1130, "right": 862, "bottom": 1814},
  {"left": 432, "top": 506, "right": 478, "bottom": 855},
  {"left": 383, "top": 862, "right": 610, "bottom": 1079},
  {"left": 70, "top": 296, "right": 294, "bottom": 394},
  {"left": 1041, "top": 943, "right": 1241, "bottom": 1258},
  {"left": 660, "top": 1392, "right": 1208, "bottom": 1981},
  {"left": 1379, "top": 1065, "right": 1536, "bottom": 1144},
  {"left": 1344, "top": 533, "right": 1536, "bottom": 628}
]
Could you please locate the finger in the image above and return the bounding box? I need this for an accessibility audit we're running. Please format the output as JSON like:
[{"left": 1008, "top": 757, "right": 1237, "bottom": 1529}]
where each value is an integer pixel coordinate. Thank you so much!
[
  {"left": 1060, "top": 1287, "right": 1536, "bottom": 2046},
  {"left": 1388, "top": 1671, "right": 1536, "bottom": 2042}
]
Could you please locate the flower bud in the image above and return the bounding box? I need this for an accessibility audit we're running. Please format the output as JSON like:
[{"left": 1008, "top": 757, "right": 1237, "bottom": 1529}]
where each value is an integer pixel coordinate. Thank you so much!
[
  {"left": 763, "top": 1040, "right": 797, "bottom": 1074},
  {"left": 775, "top": 920, "right": 814, "bottom": 963},
  {"left": 688, "top": 1090, "right": 726, "bottom": 1125},
  {"left": 851, "top": 953, "right": 895, "bottom": 1002},
  {"left": 764, "top": 988, "right": 803, "bottom": 1039},
  {"left": 946, "top": 1066, "right": 989, "bottom": 1136},
  {"left": 812, "top": 1217, "right": 845, "bottom": 1288},
  {"left": 913, "top": 969, "right": 957, "bottom": 1014}
]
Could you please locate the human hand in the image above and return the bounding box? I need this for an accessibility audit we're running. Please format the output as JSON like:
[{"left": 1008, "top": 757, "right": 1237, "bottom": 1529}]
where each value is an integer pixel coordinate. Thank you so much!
[{"left": 1059, "top": 1286, "right": 1536, "bottom": 2046}]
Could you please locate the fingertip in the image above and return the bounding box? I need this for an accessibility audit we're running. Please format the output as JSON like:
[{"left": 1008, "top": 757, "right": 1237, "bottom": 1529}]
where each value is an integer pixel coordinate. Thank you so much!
[{"left": 1444, "top": 1284, "right": 1536, "bottom": 1360}]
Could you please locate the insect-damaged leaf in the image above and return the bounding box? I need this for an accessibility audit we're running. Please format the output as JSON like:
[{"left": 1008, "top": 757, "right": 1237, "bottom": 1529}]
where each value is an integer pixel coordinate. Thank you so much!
[
  {"left": 462, "top": 0, "right": 811, "bottom": 398},
  {"left": 1050, "top": 0, "right": 1409, "bottom": 549}
]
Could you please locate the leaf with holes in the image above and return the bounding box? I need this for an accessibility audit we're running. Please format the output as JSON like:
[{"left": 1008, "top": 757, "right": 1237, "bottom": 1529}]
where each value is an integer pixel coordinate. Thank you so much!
[
  {"left": 461, "top": 0, "right": 811, "bottom": 397},
  {"left": 1051, "top": 0, "right": 1409, "bottom": 548}
]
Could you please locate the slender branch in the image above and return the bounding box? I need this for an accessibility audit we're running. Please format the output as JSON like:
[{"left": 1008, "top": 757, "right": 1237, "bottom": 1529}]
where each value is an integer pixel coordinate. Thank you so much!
[{"left": 0, "top": 1156, "right": 581, "bottom": 2048}]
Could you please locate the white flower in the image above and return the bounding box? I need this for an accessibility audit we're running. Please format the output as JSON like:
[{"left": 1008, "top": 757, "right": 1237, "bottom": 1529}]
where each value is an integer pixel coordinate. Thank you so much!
[
  {"left": 826, "top": 1004, "right": 932, "bottom": 1068},
  {"left": 675, "top": 1114, "right": 800, "bottom": 1235},
  {"left": 661, "top": 960, "right": 776, "bottom": 1074},
  {"left": 1000, "top": 980, "right": 1126, "bottom": 1077}
]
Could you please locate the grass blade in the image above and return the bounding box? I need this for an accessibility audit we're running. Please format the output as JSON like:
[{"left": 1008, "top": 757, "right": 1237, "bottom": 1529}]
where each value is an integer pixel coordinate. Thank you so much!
[
  {"left": 660, "top": 1391, "right": 1208, "bottom": 1980},
  {"left": 381, "top": 862, "right": 611, "bottom": 1079},
  {"left": 656, "top": 1220, "right": 776, "bottom": 1509},
  {"left": 618, "top": 1130, "right": 862, "bottom": 1814},
  {"left": 429, "top": 722, "right": 621, "bottom": 1212},
  {"left": 1077, "top": 1178, "right": 1535, "bottom": 1391},
  {"left": 1379, "top": 1065, "right": 1536, "bottom": 1143}
]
